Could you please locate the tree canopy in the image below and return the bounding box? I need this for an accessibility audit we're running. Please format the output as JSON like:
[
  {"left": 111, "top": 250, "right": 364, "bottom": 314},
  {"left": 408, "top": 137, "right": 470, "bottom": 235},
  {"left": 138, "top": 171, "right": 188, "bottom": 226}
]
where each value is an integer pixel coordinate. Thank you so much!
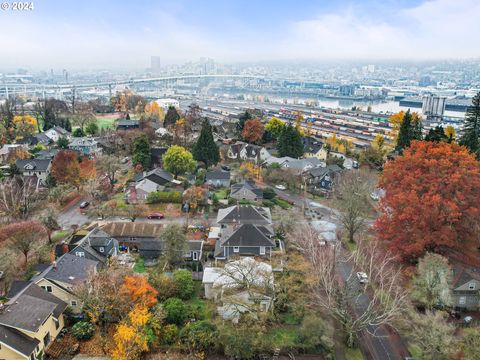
[
  {"left": 459, "top": 91, "right": 480, "bottom": 158},
  {"left": 164, "top": 106, "right": 180, "bottom": 128},
  {"left": 132, "top": 134, "right": 151, "bottom": 170},
  {"left": 242, "top": 119, "right": 264, "bottom": 144},
  {"left": 192, "top": 119, "right": 220, "bottom": 167},
  {"left": 277, "top": 122, "right": 304, "bottom": 158},
  {"left": 375, "top": 141, "right": 480, "bottom": 263},
  {"left": 265, "top": 116, "right": 286, "bottom": 138},
  {"left": 162, "top": 145, "right": 196, "bottom": 178}
]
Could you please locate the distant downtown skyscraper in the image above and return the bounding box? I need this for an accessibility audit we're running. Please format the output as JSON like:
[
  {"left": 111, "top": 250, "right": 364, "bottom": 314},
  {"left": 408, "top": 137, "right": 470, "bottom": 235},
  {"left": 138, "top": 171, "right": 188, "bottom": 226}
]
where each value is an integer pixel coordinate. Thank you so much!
[{"left": 151, "top": 56, "right": 161, "bottom": 73}]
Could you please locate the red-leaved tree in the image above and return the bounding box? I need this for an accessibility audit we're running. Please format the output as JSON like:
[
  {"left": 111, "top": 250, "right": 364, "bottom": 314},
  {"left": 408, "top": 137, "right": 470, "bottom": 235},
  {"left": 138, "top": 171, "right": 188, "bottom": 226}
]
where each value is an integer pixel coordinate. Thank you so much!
[
  {"left": 242, "top": 119, "right": 264, "bottom": 144},
  {"left": 374, "top": 141, "right": 480, "bottom": 264},
  {"left": 52, "top": 150, "right": 81, "bottom": 189}
]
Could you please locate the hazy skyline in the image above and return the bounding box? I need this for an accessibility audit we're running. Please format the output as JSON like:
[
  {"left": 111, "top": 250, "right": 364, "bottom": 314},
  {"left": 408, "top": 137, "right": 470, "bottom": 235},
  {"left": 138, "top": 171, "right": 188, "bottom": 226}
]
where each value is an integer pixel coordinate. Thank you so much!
[{"left": 1, "top": 0, "right": 479, "bottom": 71}]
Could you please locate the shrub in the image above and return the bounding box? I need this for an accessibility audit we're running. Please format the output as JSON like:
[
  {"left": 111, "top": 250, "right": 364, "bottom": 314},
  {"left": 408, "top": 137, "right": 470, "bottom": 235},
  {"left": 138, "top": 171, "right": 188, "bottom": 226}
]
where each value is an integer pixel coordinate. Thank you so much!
[
  {"left": 262, "top": 199, "right": 275, "bottom": 208},
  {"left": 164, "top": 298, "right": 188, "bottom": 325},
  {"left": 71, "top": 321, "right": 95, "bottom": 340},
  {"left": 149, "top": 273, "right": 180, "bottom": 301},
  {"left": 147, "top": 191, "right": 182, "bottom": 204},
  {"left": 162, "top": 324, "right": 179, "bottom": 345},
  {"left": 263, "top": 187, "right": 277, "bottom": 200},
  {"left": 180, "top": 320, "right": 218, "bottom": 352},
  {"left": 273, "top": 198, "right": 291, "bottom": 209},
  {"left": 173, "top": 270, "right": 195, "bottom": 300}
]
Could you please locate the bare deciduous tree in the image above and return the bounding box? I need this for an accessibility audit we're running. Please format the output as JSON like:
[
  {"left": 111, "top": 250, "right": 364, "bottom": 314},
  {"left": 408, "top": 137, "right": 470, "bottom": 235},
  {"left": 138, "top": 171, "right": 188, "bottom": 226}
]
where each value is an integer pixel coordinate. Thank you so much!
[
  {"left": 290, "top": 224, "right": 408, "bottom": 347},
  {"left": 0, "top": 176, "right": 43, "bottom": 220},
  {"left": 334, "top": 169, "right": 376, "bottom": 243},
  {"left": 96, "top": 154, "right": 122, "bottom": 189}
]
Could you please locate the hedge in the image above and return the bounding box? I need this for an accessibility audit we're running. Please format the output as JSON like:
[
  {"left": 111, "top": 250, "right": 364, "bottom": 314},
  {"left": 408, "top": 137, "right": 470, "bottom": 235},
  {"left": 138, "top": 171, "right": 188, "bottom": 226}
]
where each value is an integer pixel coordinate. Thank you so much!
[{"left": 147, "top": 191, "right": 182, "bottom": 204}]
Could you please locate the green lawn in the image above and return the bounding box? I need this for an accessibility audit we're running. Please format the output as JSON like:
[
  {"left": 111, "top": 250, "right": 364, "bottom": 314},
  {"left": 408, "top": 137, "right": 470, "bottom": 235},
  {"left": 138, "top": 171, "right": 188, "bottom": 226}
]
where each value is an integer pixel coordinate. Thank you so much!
[
  {"left": 133, "top": 257, "right": 146, "bottom": 273},
  {"left": 95, "top": 115, "right": 117, "bottom": 130},
  {"left": 51, "top": 230, "right": 71, "bottom": 243},
  {"left": 214, "top": 189, "right": 228, "bottom": 199},
  {"left": 266, "top": 327, "right": 299, "bottom": 348},
  {"left": 345, "top": 347, "right": 364, "bottom": 360}
]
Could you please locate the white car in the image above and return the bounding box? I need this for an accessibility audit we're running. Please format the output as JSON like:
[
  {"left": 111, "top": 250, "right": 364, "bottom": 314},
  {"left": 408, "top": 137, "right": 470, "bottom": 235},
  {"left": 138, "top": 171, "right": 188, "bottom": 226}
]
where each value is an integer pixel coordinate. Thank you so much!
[
  {"left": 275, "top": 184, "right": 287, "bottom": 191},
  {"left": 356, "top": 272, "right": 369, "bottom": 284}
]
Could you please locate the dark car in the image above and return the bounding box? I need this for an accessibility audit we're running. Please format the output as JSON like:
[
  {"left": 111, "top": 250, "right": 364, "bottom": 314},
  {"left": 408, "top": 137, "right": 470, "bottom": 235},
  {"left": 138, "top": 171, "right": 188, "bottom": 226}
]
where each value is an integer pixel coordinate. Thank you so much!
[
  {"left": 79, "top": 201, "right": 90, "bottom": 209},
  {"left": 221, "top": 165, "right": 231, "bottom": 171},
  {"left": 147, "top": 212, "right": 164, "bottom": 219}
]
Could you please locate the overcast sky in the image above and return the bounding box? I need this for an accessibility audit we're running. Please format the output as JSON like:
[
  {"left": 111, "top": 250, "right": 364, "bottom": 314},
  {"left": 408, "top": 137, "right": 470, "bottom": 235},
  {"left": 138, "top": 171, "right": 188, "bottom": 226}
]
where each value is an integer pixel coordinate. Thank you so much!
[{"left": 1, "top": 0, "right": 479, "bottom": 70}]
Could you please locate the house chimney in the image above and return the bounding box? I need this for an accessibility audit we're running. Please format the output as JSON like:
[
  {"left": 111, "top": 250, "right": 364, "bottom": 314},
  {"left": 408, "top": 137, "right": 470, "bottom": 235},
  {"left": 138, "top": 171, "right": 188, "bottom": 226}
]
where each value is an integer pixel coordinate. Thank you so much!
[{"left": 62, "top": 242, "right": 69, "bottom": 255}]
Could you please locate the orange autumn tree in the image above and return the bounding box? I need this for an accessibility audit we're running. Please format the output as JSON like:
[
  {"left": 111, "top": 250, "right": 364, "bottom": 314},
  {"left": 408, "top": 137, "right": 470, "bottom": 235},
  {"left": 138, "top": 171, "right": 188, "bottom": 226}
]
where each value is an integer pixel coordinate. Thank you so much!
[
  {"left": 374, "top": 141, "right": 480, "bottom": 264},
  {"left": 121, "top": 275, "right": 158, "bottom": 308},
  {"left": 112, "top": 305, "right": 152, "bottom": 360},
  {"left": 242, "top": 119, "right": 264, "bottom": 144},
  {"left": 51, "top": 150, "right": 81, "bottom": 189},
  {"left": 79, "top": 157, "right": 97, "bottom": 182}
]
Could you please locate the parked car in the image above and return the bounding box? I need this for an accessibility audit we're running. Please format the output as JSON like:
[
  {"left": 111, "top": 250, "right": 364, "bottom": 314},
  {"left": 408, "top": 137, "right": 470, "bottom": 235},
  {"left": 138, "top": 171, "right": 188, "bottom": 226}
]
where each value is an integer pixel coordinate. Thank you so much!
[
  {"left": 221, "top": 165, "right": 231, "bottom": 171},
  {"left": 147, "top": 212, "right": 164, "bottom": 219},
  {"left": 275, "top": 184, "right": 287, "bottom": 190},
  {"left": 356, "top": 272, "right": 369, "bottom": 284},
  {"left": 121, "top": 156, "right": 130, "bottom": 164},
  {"left": 79, "top": 201, "right": 90, "bottom": 209}
]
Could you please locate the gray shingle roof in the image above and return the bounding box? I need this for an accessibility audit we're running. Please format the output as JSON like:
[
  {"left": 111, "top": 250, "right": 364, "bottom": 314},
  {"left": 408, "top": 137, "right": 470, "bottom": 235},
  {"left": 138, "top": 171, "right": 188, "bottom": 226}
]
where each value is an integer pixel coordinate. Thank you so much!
[
  {"left": 231, "top": 181, "right": 263, "bottom": 198},
  {"left": 0, "top": 324, "right": 39, "bottom": 357},
  {"left": 217, "top": 205, "right": 272, "bottom": 225},
  {"left": 221, "top": 224, "right": 275, "bottom": 247},
  {"left": 206, "top": 169, "right": 230, "bottom": 181},
  {"left": 15, "top": 158, "right": 51, "bottom": 171},
  {"left": 43, "top": 253, "right": 98, "bottom": 286},
  {"left": 0, "top": 283, "right": 66, "bottom": 333}
]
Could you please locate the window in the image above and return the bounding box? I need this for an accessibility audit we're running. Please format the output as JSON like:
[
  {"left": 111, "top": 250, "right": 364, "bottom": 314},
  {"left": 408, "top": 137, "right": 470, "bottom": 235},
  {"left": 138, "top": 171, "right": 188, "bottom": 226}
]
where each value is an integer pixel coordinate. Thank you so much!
[
  {"left": 193, "top": 252, "right": 198, "bottom": 261},
  {"left": 71, "top": 300, "right": 78, "bottom": 307},
  {"left": 233, "top": 246, "right": 239, "bottom": 253},
  {"left": 75, "top": 251, "right": 85, "bottom": 258},
  {"left": 459, "top": 296, "right": 466, "bottom": 305},
  {"left": 54, "top": 318, "right": 59, "bottom": 330},
  {"left": 43, "top": 332, "right": 50, "bottom": 346},
  {"left": 259, "top": 246, "right": 266, "bottom": 255},
  {"left": 41, "top": 285, "right": 53, "bottom": 293},
  {"left": 99, "top": 247, "right": 105, "bottom": 253},
  {"left": 468, "top": 282, "right": 476, "bottom": 290}
]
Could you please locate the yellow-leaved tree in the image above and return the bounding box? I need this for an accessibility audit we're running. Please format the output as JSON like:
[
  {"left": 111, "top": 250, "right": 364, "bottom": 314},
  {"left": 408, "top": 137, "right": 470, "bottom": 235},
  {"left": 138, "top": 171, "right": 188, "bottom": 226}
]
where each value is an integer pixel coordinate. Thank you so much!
[
  {"left": 13, "top": 115, "right": 38, "bottom": 136},
  {"left": 112, "top": 305, "right": 152, "bottom": 360}
]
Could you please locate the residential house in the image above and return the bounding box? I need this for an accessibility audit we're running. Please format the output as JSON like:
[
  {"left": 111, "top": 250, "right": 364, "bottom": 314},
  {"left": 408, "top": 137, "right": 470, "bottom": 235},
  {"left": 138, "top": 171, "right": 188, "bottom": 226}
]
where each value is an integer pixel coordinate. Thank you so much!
[
  {"left": 44, "top": 126, "right": 70, "bottom": 142},
  {"left": 185, "top": 241, "right": 204, "bottom": 262},
  {"left": 206, "top": 169, "right": 231, "bottom": 188},
  {"left": 34, "top": 132, "right": 52, "bottom": 146},
  {"left": 30, "top": 254, "right": 99, "bottom": 313},
  {"left": 227, "top": 142, "right": 271, "bottom": 163},
  {"left": 0, "top": 144, "right": 28, "bottom": 165},
  {"left": 55, "top": 227, "right": 118, "bottom": 266},
  {"left": 116, "top": 119, "right": 139, "bottom": 131},
  {"left": 452, "top": 266, "right": 480, "bottom": 311},
  {"left": 0, "top": 282, "right": 67, "bottom": 360},
  {"left": 150, "top": 147, "right": 167, "bottom": 167},
  {"left": 281, "top": 157, "right": 324, "bottom": 174},
  {"left": 302, "top": 164, "right": 343, "bottom": 192},
  {"left": 35, "top": 149, "right": 58, "bottom": 160},
  {"left": 230, "top": 181, "right": 263, "bottom": 201},
  {"left": 68, "top": 137, "right": 101, "bottom": 156},
  {"left": 202, "top": 257, "right": 274, "bottom": 320},
  {"left": 302, "top": 137, "right": 324, "bottom": 159},
  {"left": 15, "top": 158, "right": 52, "bottom": 185},
  {"left": 128, "top": 168, "right": 180, "bottom": 201},
  {"left": 216, "top": 205, "right": 272, "bottom": 227},
  {"left": 101, "top": 222, "right": 164, "bottom": 252},
  {"left": 214, "top": 223, "right": 275, "bottom": 260}
]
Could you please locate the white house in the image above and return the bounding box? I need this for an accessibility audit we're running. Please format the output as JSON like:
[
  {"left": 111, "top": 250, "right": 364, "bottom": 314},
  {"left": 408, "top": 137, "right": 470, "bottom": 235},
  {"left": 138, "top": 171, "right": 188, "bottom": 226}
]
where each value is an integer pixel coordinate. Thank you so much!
[
  {"left": 44, "top": 126, "right": 71, "bottom": 142},
  {"left": 202, "top": 258, "right": 274, "bottom": 320},
  {"left": 155, "top": 98, "right": 180, "bottom": 111}
]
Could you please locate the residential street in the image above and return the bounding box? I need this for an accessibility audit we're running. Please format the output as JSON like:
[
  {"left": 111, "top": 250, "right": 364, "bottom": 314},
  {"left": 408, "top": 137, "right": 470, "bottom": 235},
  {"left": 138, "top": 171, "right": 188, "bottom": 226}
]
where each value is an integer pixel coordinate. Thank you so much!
[{"left": 58, "top": 197, "right": 90, "bottom": 229}]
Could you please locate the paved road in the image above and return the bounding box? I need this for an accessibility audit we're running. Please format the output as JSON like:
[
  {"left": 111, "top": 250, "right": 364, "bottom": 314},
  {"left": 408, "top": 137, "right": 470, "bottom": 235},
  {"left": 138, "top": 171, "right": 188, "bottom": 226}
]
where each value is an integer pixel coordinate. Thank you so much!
[
  {"left": 58, "top": 198, "right": 90, "bottom": 229},
  {"left": 337, "top": 259, "right": 409, "bottom": 360}
]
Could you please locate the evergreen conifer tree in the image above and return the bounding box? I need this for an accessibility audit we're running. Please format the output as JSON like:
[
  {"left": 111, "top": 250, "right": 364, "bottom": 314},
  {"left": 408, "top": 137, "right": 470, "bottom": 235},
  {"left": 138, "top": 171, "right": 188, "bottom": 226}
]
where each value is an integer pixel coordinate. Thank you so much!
[
  {"left": 459, "top": 92, "right": 480, "bottom": 158},
  {"left": 192, "top": 119, "right": 220, "bottom": 167},
  {"left": 277, "top": 123, "right": 304, "bottom": 158},
  {"left": 164, "top": 106, "right": 181, "bottom": 128},
  {"left": 396, "top": 110, "right": 413, "bottom": 151}
]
